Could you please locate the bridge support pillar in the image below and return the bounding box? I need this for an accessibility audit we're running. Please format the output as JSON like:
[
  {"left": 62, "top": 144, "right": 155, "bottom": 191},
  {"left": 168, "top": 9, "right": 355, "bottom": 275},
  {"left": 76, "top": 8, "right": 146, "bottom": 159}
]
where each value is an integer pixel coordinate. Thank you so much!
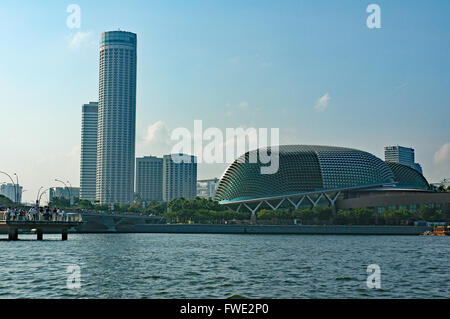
[
  {"left": 62, "top": 229, "right": 68, "bottom": 241},
  {"left": 37, "top": 229, "right": 43, "bottom": 241},
  {"left": 8, "top": 229, "right": 18, "bottom": 241}
]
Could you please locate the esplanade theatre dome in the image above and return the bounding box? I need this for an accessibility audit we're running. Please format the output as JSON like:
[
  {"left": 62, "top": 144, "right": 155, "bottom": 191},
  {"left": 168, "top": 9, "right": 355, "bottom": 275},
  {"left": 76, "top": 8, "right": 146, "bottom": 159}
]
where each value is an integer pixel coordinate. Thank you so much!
[{"left": 215, "top": 145, "right": 428, "bottom": 203}]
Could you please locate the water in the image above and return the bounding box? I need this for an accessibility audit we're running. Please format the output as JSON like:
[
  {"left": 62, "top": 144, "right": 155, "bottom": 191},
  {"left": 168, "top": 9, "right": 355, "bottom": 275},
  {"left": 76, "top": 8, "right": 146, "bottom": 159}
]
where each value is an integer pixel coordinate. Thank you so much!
[{"left": 0, "top": 234, "right": 448, "bottom": 299}]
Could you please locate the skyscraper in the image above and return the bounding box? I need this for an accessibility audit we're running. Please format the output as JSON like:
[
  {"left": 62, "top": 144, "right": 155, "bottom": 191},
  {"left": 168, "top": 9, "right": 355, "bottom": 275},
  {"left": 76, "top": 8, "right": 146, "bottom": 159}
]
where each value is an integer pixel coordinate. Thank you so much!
[
  {"left": 136, "top": 156, "right": 163, "bottom": 202},
  {"left": 80, "top": 102, "right": 98, "bottom": 201},
  {"left": 163, "top": 154, "right": 197, "bottom": 202},
  {"left": 384, "top": 145, "right": 423, "bottom": 174},
  {"left": 197, "top": 178, "right": 220, "bottom": 199},
  {"left": 0, "top": 183, "right": 22, "bottom": 203},
  {"left": 96, "top": 31, "right": 137, "bottom": 204}
]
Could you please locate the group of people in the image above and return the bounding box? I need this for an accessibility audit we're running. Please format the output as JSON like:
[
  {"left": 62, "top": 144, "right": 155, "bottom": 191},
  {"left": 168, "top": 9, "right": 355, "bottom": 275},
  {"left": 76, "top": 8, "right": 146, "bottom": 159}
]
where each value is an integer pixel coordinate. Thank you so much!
[{"left": 5, "top": 207, "right": 68, "bottom": 222}]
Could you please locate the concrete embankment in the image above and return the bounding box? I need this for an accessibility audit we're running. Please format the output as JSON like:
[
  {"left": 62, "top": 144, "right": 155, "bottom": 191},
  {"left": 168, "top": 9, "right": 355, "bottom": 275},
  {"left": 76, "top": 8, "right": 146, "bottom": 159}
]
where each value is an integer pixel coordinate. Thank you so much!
[
  {"left": 65, "top": 213, "right": 432, "bottom": 235},
  {"left": 130, "top": 224, "right": 432, "bottom": 235}
]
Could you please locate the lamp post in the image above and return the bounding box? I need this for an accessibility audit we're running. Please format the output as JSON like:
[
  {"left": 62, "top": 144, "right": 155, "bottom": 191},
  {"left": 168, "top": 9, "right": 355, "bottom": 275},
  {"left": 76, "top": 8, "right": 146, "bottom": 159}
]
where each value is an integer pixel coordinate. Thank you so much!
[
  {"left": 36, "top": 186, "right": 43, "bottom": 201},
  {"left": 13, "top": 173, "right": 19, "bottom": 204},
  {"left": 39, "top": 188, "right": 50, "bottom": 206},
  {"left": 0, "top": 171, "right": 17, "bottom": 204},
  {"left": 66, "top": 180, "right": 74, "bottom": 206}
]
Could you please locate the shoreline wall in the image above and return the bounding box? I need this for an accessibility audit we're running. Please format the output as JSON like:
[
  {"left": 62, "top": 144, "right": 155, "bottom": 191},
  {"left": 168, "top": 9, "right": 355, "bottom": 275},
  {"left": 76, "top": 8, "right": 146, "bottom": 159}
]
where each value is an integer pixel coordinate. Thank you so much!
[{"left": 76, "top": 213, "right": 432, "bottom": 235}]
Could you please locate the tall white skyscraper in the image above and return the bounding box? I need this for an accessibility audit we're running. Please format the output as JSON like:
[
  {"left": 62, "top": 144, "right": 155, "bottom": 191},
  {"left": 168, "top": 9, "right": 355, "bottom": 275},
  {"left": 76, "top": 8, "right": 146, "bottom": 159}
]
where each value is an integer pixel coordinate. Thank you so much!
[
  {"left": 80, "top": 102, "right": 98, "bottom": 201},
  {"left": 163, "top": 154, "right": 197, "bottom": 202},
  {"left": 96, "top": 31, "right": 137, "bottom": 204}
]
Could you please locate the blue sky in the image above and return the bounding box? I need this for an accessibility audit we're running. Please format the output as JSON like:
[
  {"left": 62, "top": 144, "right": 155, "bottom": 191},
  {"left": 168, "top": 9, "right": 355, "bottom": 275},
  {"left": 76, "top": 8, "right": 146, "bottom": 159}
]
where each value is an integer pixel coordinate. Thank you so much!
[{"left": 0, "top": 0, "right": 449, "bottom": 203}]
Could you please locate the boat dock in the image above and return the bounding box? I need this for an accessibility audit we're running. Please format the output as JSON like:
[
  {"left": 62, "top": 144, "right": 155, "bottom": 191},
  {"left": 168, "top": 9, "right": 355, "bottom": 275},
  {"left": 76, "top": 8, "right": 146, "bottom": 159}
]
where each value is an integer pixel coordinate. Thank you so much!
[{"left": 0, "top": 212, "right": 83, "bottom": 241}]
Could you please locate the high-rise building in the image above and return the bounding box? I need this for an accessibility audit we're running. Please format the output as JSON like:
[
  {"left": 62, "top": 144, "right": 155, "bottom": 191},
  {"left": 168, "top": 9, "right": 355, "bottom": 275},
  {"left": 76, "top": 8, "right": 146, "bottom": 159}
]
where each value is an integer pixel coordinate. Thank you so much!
[
  {"left": 80, "top": 102, "right": 98, "bottom": 201},
  {"left": 197, "top": 178, "right": 220, "bottom": 199},
  {"left": 162, "top": 154, "right": 197, "bottom": 202},
  {"left": 0, "top": 183, "right": 22, "bottom": 203},
  {"left": 136, "top": 156, "right": 163, "bottom": 202},
  {"left": 96, "top": 31, "right": 137, "bottom": 204},
  {"left": 49, "top": 187, "right": 80, "bottom": 202},
  {"left": 384, "top": 145, "right": 423, "bottom": 174}
]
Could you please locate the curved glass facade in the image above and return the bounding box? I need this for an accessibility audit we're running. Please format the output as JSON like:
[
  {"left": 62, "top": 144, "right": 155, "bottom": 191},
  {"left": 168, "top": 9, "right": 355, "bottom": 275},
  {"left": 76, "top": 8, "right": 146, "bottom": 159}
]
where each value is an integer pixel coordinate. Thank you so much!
[
  {"left": 215, "top": 145, "right": 396, "bottom": 202},
  {"left": 386, "top": 162, "right": 429, "bottom": 190}
]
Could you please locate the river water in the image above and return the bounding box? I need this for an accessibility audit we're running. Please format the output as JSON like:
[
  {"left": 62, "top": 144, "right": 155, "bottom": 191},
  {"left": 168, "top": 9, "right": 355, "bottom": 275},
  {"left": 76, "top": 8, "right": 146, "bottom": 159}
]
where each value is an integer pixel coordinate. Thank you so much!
[{"left": 0, "top": 233, "right": 448, "bottom": 298}]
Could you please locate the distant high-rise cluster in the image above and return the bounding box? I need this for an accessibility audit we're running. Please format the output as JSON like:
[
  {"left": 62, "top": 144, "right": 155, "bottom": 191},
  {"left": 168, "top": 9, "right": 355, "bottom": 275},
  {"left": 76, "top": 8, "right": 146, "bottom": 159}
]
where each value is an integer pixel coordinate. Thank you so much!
[
  {"left": 135, "top": 154, "right": 198, "bottom": 203},
  {"left": 384, "top": 145, "right": 423, "bottom": 174},
  {"left": 80, "top": 31, "right": 198, "bottom": 205},
  {"left": 0, "top": 184, "right": 22, "bottom": 203},
  {"left": 197, "top": 178, "right": 220, "bottom": 199},
  {"left": 49, "top": 187, "right": 80, "bottom": 202}
]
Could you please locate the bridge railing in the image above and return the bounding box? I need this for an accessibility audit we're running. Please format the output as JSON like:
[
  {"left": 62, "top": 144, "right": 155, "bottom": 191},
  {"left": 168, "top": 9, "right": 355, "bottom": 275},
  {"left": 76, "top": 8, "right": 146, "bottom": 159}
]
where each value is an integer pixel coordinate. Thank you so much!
[{"left": 0, "top": 211, "right": 82, "bottom": 223}]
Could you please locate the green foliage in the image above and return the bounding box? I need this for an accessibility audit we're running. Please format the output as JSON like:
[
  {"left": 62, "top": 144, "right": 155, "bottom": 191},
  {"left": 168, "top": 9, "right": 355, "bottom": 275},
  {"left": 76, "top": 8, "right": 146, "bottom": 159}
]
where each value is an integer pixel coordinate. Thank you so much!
[
  {"left": 163, "top": 208, "right": 250, "bottom": 224},
  {"left": 168, "top": 197, "right": 225, "bottom": 212}
]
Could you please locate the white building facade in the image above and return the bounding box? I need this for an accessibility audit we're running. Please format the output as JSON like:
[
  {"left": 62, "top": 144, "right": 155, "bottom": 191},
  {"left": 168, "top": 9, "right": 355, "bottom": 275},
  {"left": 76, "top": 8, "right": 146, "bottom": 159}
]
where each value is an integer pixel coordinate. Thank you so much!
[{"left": 80, "top": 102, "right": 98, "bottom": 201}]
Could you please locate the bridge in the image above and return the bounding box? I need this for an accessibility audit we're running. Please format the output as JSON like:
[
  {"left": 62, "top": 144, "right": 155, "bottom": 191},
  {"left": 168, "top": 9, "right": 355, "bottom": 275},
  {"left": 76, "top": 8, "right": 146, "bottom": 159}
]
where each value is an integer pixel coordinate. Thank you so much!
[{"left": 0, "top": 212, "right": 83, "bottom": 241}]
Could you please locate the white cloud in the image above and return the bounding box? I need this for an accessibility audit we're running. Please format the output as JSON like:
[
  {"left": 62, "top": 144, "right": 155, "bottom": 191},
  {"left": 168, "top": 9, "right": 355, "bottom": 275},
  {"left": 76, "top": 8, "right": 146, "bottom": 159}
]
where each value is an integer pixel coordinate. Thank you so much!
[
  {"left": 69, "top": 31, "right": 92, "bottom": 49},
  {"left": 137, "top": 121, "right": 173, "bottom": 157},
  {"left": 314, "top": 93, "right": 330, "bottom": 112},
  {"left": 434, "top": 143, "right": 450, "bottom": 164},
  {"left": 142, "top": 121, "right": 167, "bottom": 144}
]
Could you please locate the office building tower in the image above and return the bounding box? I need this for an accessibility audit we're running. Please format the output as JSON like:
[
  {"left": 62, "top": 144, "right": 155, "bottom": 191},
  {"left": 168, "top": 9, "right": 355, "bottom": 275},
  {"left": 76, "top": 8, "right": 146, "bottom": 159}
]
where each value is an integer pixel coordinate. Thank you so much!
[
  {"left": 162, "top": 154, "right": 197, "bottom": 202},
  {"left": 197, "top": 178, "right": 220, "bottom": 199},
  {"left": 0, "top": 183, "right": 22, "bottom": 203},
  {"left": 49, "top": 187, "right": 80, "bottom": 202},
  {"left": 384, "top": 145, "right": 423, "bottom": 174},
  {"left": 80, "top": 102, "right": 98, "bottom": 201},
  {"left": 136, "top": 156, "right": 163, "bottom": 202},
  {"left": 96, "top": 31, "right": 137, "bottom": 204}
]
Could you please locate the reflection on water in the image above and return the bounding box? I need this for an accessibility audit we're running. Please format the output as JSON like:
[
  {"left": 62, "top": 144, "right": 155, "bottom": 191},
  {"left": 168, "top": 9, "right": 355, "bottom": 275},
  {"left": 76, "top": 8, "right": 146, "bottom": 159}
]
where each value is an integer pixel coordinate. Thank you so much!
[{"left": 0, "top": 234, "right": 448, "bottom": 298}]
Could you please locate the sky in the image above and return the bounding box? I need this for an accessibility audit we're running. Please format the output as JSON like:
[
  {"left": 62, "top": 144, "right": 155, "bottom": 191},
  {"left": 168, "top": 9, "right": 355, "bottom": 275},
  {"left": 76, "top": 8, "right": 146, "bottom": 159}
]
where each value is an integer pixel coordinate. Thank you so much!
[{"left": 0, "top": 0, "right": 449, "bottom": 204}]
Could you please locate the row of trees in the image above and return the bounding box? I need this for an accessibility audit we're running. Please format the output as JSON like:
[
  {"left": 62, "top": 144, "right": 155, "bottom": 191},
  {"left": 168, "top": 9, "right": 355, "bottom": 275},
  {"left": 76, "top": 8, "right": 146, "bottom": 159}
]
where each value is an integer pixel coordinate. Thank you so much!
[
  {"left": 48, "top": 197, "right": 168, "bottom": 215},
  {"left": 257, "top": 206, "right": 447, "bottom": 225},
  {"left": 47, "top": 196, "right": 448, "bottom": 225}
]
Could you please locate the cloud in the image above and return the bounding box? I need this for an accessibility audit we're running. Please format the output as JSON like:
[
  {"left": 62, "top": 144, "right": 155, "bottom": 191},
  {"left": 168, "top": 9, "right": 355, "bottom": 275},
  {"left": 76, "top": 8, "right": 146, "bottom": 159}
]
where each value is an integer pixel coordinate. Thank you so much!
[
  {"left": 434, "top": 143, "right": 450, "bottom": 164},
  {"left": 69, "top": 31, "right": 92, "bottom": 49},
  {"left": 142, "top": 121, "right": 168, "bottom": 145},
  {"left": 314, "top": 93, "right": 330, "bottom": 112},
  {"left": 137, "top": 121, "right": 173, "bottom": 157}
]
